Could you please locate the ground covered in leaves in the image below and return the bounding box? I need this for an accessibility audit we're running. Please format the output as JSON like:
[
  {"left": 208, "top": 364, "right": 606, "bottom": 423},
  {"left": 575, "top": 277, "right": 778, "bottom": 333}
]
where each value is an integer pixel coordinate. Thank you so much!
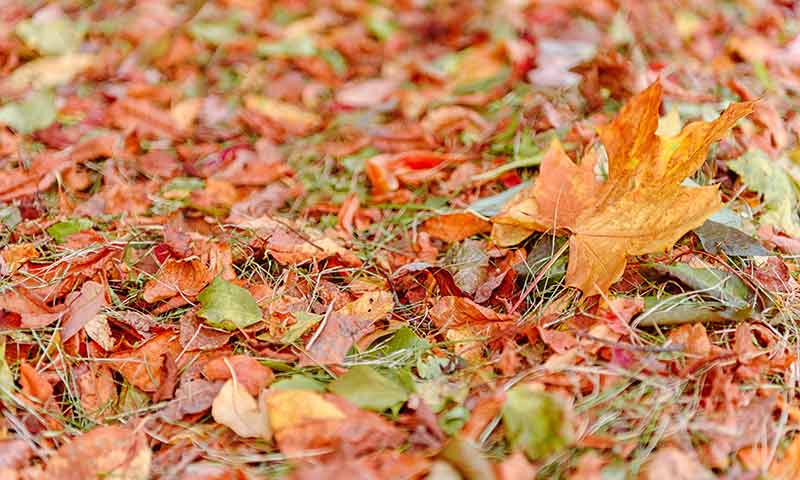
[{"left": 1, "top": 1, "right": 800, "bottom": 479}]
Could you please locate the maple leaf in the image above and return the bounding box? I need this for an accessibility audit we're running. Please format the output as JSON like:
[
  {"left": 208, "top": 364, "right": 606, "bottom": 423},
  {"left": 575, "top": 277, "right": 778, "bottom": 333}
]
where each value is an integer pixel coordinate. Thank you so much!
[{"left": 491, "top": 81, "right": 753, "bottom": 295}]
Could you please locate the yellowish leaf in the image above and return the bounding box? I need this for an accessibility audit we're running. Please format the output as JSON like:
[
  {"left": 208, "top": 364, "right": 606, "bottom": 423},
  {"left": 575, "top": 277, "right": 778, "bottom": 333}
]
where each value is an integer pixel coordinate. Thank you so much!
[
  {"left": 491, "top": 81, "right": 753, "bottom": 295},
  {"left": 3, "top": 54, "right": 95, "bottom": 92},
  {"left": 244, "top": 95, "right": 321, "bottom": 133},
  {"left": 211, "top": 379, "right": 271, "bottom": 439},
  {"left": 265, "top": 389, "right": 345, "bottom": 432}
]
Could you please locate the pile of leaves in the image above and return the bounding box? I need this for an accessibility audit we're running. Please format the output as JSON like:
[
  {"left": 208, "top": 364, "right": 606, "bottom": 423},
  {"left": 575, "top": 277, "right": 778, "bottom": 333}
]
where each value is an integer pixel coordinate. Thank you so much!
[{"left": 1, "top": 1, "right": 800, "bottom": 478}]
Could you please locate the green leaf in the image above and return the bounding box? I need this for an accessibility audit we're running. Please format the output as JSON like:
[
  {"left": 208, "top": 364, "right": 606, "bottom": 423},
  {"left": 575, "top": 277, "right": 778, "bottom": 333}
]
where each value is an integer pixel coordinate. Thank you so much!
[
  {"left": 502, "top": 386, "right": 570, "bottom": 460},
  {"left": 281, "top": 311, "right": 322, "bottom": 344},
  {"left": 380, "top": 327, "right": 430, "bottom": 356},
  {"left": 637, "top": 296, "right": 750, "bottom": 327},
  {"left": 15, "top": 18, "right": 86, "bottom": 55},
  {"left": 271, "top": 374, "right": 326, "bottom": 392},
  {"left": 328, "top": 365, "right": 408, "bottom": 412},
  {"left": 320, "top": 48, "right": 347, "bottom": 76},
  {"left": 651, "top": 263, "right": 752, "bottom": 309},
  {"left": 47, "top": 218, "right": 93, "bottom": 243},
  {"left": 439, "top": 405, "right": 470, "bottom": 435},
  {"left": 188, "top": 19, "right": 240, "bottom": 45},
  {"left": 366, "top": 15, "right": 397, "bottom": 41},
  {"left": 257, "top": 36, "right": 316, "bottom": 57},
  {"left": 0, "top": 90, "right": 57, "bottom": 134},
  {"left": 0, "top": 205, "right": 21, "bottom": 229},
  {"left": 197, "top": 277, "right": 262, "bottom": 331},
  {"left": 729, "top": 150, "right": 800, "bottom": 236},
  {"left": 693, "top": 220, "right": 770, "bottom": 257}
]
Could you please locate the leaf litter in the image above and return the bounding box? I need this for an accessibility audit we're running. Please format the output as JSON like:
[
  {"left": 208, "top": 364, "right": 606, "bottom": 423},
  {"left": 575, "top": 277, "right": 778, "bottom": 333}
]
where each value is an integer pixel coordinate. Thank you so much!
[{"left": 0, "top": 1, "right": 799, "bottom": 479}]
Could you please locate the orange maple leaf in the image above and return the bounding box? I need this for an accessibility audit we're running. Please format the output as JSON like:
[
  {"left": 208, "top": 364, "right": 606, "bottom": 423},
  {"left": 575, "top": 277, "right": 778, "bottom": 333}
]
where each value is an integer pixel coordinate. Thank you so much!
[{"left": 491, "top": 81, "right": 754, "bottom": 295}]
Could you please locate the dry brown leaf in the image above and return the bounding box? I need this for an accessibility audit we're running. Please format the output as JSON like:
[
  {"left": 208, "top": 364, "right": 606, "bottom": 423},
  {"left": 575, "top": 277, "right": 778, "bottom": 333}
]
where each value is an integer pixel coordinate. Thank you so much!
[
  {"left": 0, "top": 288, "right": 65, "bottom": 329},
  {"left": 639, "top": 447, "right": 714, "bottom": 480},
  {"left": 770, "top": 433, "right": 800, "bottom": 479},
  {"left": 19, "top": 363, "right": 52, "bottom": 404},
  {"left": 429, "top": 296, "right": 515, "bottom": 329},
  {"left": 62, "top": 280, "right": 107, "bottom": 341},
  {"left": 492, "top": 81, "right": 753, "bottom": 295},
  {"left": 269, "top": 392, "right": 406, "bottom": 459},
  {"left": 203, "top": 355, "right": 274, "bottom": 396},
  {"left": 299, "top": 291, "right": 392, "bottom": 366},
  {"left": 421, "top": 212, "right": 492, "bottom": 242},
  {"left": 75, "top": 365, "right": 117, "bottom": 418},
  {"left": 45, "top": 426, "right": 151, "bottom": 480},
  {"left": 0, "top": 243, "right": 38, "bottom": 275},
  {"left": 0, "top": 439, "right": 31, "bottom": 470},
  {"left": 142, "top": 258, "right": 212, "bottom": 303},
  {"left": 110, "top": 332, "right": 182, "bottom": 392},
  {"left": 236, "top": 216, "right": 361, "bottom": 266}
]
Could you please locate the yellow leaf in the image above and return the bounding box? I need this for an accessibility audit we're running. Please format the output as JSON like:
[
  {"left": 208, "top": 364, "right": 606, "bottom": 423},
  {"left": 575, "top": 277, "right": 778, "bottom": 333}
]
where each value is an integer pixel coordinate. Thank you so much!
[
  {"left": 3, "top": 54, "right": 95, "bottom": 92},
  {"left": 491, "top": 81, "right": 753, "bottom": 296},
  {"left": 265, "top": 389, "right": 345, "bottom": 432},
  {"left": 211, "top": 379, "right": 271, "bottom": 439},
  {"left": 244, "top": 94, "right": 321, "bottom": 132}
]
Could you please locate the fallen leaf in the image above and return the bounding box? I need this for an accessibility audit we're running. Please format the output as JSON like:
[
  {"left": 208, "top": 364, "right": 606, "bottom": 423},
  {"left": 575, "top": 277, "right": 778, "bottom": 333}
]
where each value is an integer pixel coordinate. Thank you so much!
[
  {"left": 422, "top": 212, "right": 492, "bottom": 242},
  {"left": 502, "top": 385, "right": 571, "bottom": 460},
  {"left": 211, "top": 379, "right": 270, "bottom": 439},
  {"left": 3, "top": 54, "right": 95, "bottom": 92},
  {"left": 203, "top": 355, "right": 274, "bottom": 396},
  {"left": 0, "top": 90, "right": 57, "bottom": 134},
  {"left": 668, "top": 323, "right": 711, "bottom": 357},
  {"left": 197, "top": 277, "right": 263, "bottom": 331},
  {"left": 693, "top": 220, "right": 771, "bottom": 256},
  {"left": 0, "top": 243, "right": 38, "bottom": 275},
  {"left": 15, "top": 17, "right": 86, "bottom": 55},
  {"left": 429, "top": 296, "right": 515, "bottom": 329},
  {"left": 160, "top": 378, "right": 223, "bottom": 422},
  {"left": 439, "top": 436, "right": 495, "bottom": 480},
  {"left": 19, "top": 363, "right": 52, "bottom": 403},
  {"left": 0, "top": 439, "right": 31, "bottom": 470},
  {"left": 244, "top": 95, "right": 321, "bottom": 133},
  {"left": 62, "top": 281, "right": 107, "bottom": 341},
  {"left": 328, "top": 365, "right": 408, "bottom": 412},
  {"left": 299, "top": 291, "right": 392, "bottom": 366},
  {"left": 110, "top": 332, "right": 182, "bottom": 392},
  {"left": 729, "top": 150, "right": 800, "bottom": 237},
  {"left": 0, "top": 288, "right": 65, "bottom": 329},
  {"left": 142, "top": 258, "right": 212, "bottom": 304},
  {"left": 770, "top": 433, "right": 800, "bottom": 480},
  {"left": 336, "top": 78, "right": 398, "bottom": 108},
  {"left": 75, "top": 365, "right": 117, "bottom": 418},
  {"left": 271, "top": 392, "right": 406, "bottom": 458},
  {"left": 265, "top": 389, "right": 346, "bottom": 432},
  {"left": 640, "top": 447, "right": 714, "bottom": 480},
  {"left": 492, "top": 81, "right": 753, "bottom": 295},
  {"left": 45, "top": 426, "right": 151, "bottom": 480}
]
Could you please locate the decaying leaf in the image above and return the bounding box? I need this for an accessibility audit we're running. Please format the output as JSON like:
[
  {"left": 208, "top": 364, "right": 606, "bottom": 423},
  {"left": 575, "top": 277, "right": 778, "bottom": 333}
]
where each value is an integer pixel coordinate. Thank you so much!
[{"left": 492, "top": 81, "right": 753, "bottom": 295}]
